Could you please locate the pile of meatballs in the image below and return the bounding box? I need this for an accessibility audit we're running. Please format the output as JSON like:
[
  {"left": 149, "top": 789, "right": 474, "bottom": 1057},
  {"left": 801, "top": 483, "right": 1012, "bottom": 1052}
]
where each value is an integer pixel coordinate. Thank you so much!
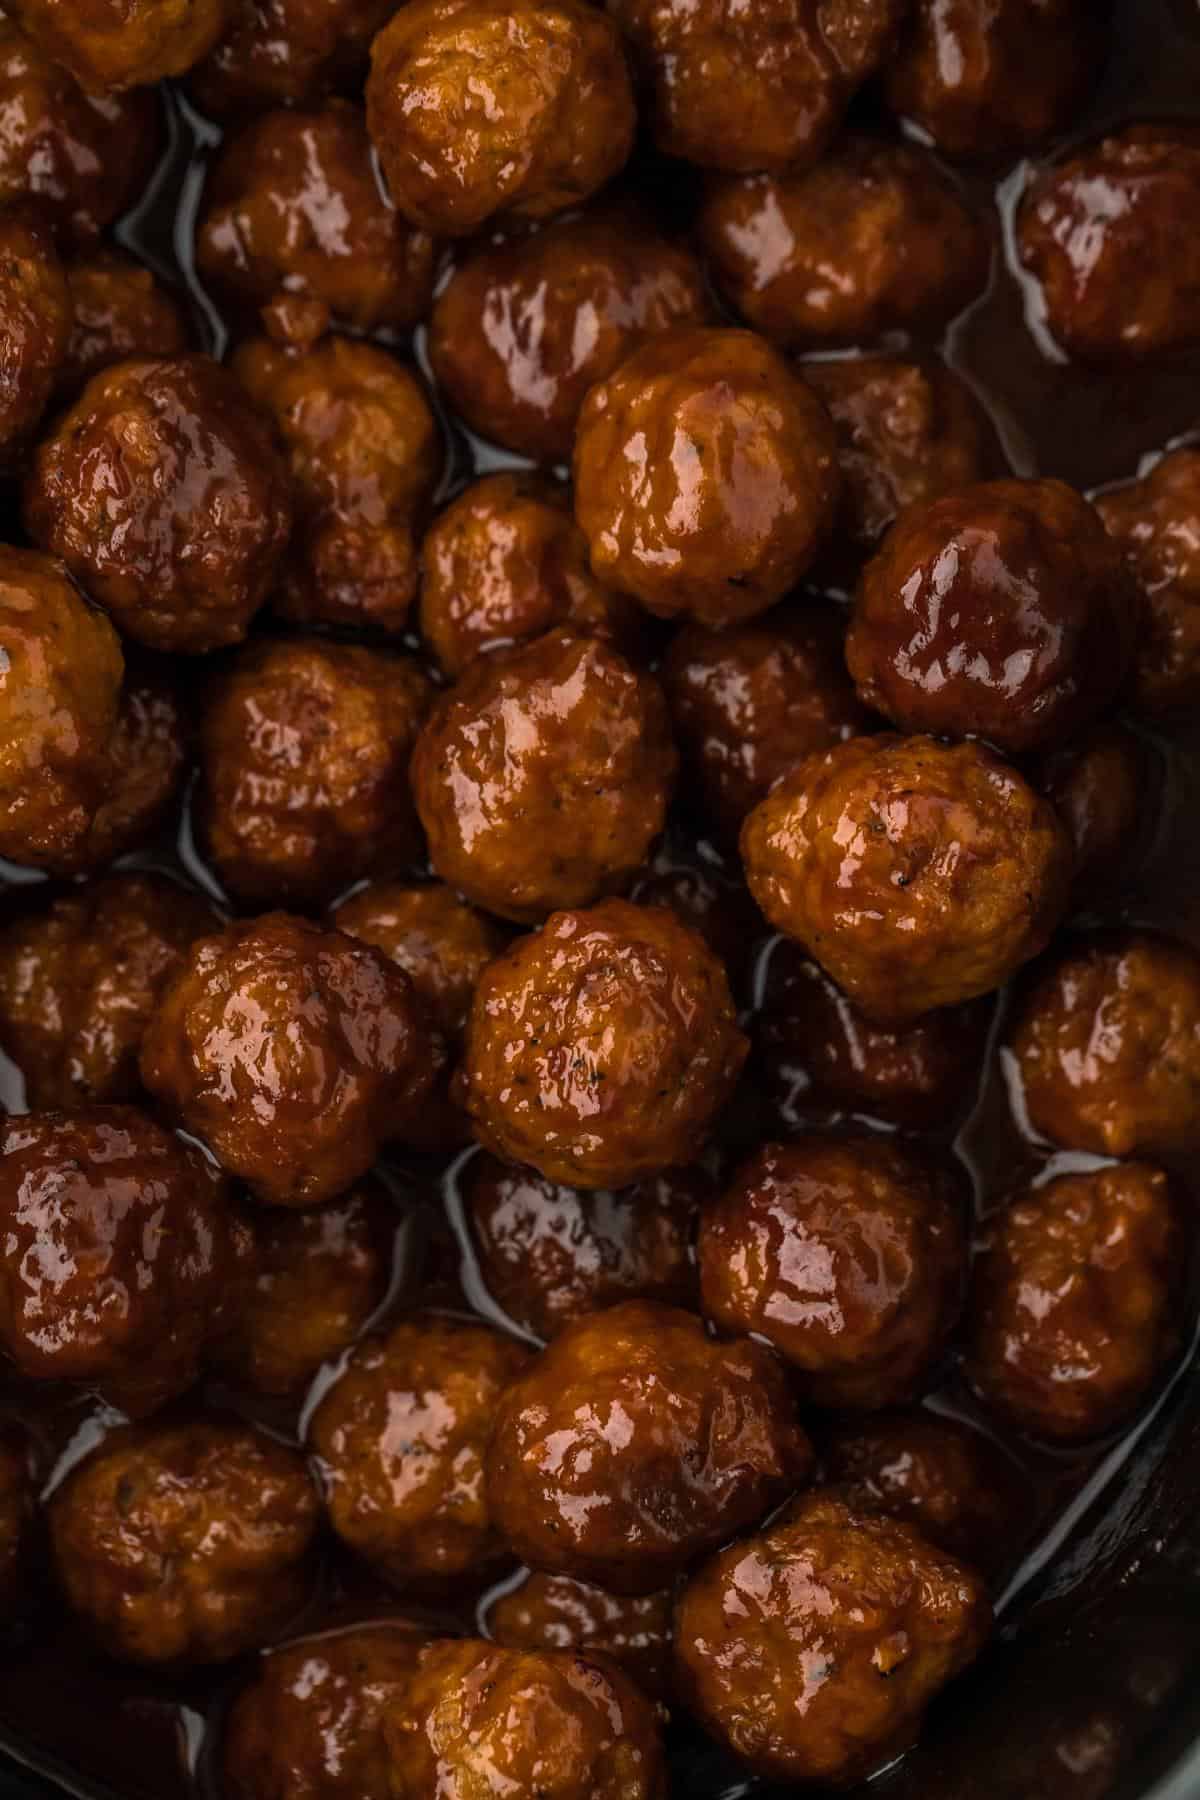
[{"left": 0, "top": 0, "right": 1194, "bottom": 1794}]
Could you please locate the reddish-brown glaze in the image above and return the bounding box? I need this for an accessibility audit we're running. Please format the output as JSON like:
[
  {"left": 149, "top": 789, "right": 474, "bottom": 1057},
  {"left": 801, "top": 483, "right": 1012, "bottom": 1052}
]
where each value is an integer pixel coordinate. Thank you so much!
[
  {"left": 1036, "top": 723, "right": 1152, "bottom": 896},
  {"left": 1095, "top": 448, "right": 1200, "bottom": 715},
  {"left": 628, "top": 853, "right": 762, "bottom": 991},
  {"left": 191, "top": 0, "right": 395, "bottom": 114},
  {"left": 484, "top": 1571, "right": 674, "bottom": 1700},
  {"left": 0, "top": 206, "right": 71, "bottom": 471},
  {"left": 66, "top": 657, "right": 191, "bottom": 875},
  {"left": 9, "top": 0, "right": 230, "bottom": 90},
  {"left": 332, "top": 882, "right": 507, "bottom": 1040},
  {"left": 60, "top": 251, "right": 190, "bottom": 398}
]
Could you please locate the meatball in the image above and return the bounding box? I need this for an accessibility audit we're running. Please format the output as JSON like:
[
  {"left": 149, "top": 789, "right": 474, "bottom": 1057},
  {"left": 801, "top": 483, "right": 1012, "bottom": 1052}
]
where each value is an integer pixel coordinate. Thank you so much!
[
  {"left": 0, "top": 1424, "right": 35, "bottom": 1616},
  {"left": 59, "top": 251, "right": 189, "bottom": 398},
  {"left": 48, "top": 1419, "right": 318, "bottom": 1666},
  {"left": 366, "top": 0, "right": 635, "bottom": 237},
  {"left": 196, "top": 103, "right": 435, "bottom": 349},
  {"left": 419, "top": 475, "right": 644, "bottom": 679},
  {"left": 662, "top": 604, "right": 866, "bottom": 844},
  {"left": 484, "top": 1573, "right": 672, "bottom": 1700},
  {"left": 674, "top": 1490, "right": 991, "bottom": 1785},
  {"left": 309, "top": 1314, "right": 530, "bottom": 1583},
  {"left": 428, "top": 210, "right": 710, "bottom": 464},
  {"left": 458, "top": 899, "right": 747, "bottom": 1189},
  {"left": 0, "top": 874, "right": 219, "bottom": 1110},
  {"left": 0, "top": 1107, "right": 237, "bottom": 1414},
  {"left": 486, "top": 1300, "right": 811, "bottom": 1593},
  {"left": 197, "top": 638, "right": 432, "bottom": 911},
  {"left": 965, "top": 1163, "right": 1186, "bottom": 1443},
  {"left": 192, "top": 0, "right": 394, "bottom": 115},
  {"left": 1095, "top": 448, "right": 1200, "bottom": 715},
  {"left": 332, "top": 882, "right": 507, "bottom": 1040},
  {"left": 0, "top": 206, "right": 71, "bottom": 471},
  {"left": 66, "top": 657, "right": 191, "bottom": 874},
  {"left": 0, "top": 545, "right": 123, "bottom": 871},
  {"left": 411, "top": 629, "right": 676, "bottom": 924},
  {"left": 8, "top": 0, "right": 229, "bottom": 90},
  {"left": 463, "top": 1154, "right": 704, "bottom": 1340},
  {"left": 741, "top": 733, "right": 1071, "bottom": 1025},
  {"left": 697, "top": 141, "right": 989, "bottom": 353},
  {"left": 846, "top": 479, "right": 1139, "bottom": 752},
  {"left": 573, "top": 327, "right": 840, "bottom": 627},
  {"left": 1006, "top": 932, "right": 1200, "bottom": 1159},
  {"left": 1036, "top": 724, "right": 1152, "bottom": 897},
  {"left": 140, "top": 912, "right": 444, "bottom": 1207},
  {"left": 628, "top": 852, "right": 762, "bottom": 990},
  {"left": 1017, "top": 126, "right": 1200, "bottom": 361},
  {"left": 232, "top": 336, "right": 442, "bottom": 635}
]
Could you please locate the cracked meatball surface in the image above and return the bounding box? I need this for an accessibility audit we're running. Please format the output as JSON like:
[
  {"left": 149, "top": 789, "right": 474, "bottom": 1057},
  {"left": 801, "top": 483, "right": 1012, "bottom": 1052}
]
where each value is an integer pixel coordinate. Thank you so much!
[
  {"left": 484, "top": 1571, "right": 674, "bottom": 1700},
  {"left": 8, "top": 0, "right": 230, "bottom": 91},
  {"left": 1095, "top": 448, "right": 1200, "bottom": 716}
]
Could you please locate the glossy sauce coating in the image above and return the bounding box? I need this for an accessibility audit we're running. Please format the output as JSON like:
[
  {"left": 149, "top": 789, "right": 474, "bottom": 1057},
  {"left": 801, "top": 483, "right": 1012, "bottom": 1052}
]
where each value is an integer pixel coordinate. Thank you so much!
[
  {"left": 1095, "top": 447, "right": 1200, "bottom": 715},
  {"left": 60, "top": 250, "right": 190, "bottom": 399},
  {"left": 332, "top": 881, "right": 508, "bottom": 1040},
  {"left": 0, "top": 206, "right": 71, "bottom": 472},
  {"left": 1035, "top": 723, "right": 1152, "bottom": 898},
  {"left": 8, "top": 0, "right": 230, "bottom": 91},
  {"left": 192, "top": 0, "right": 396, "bottom": 114},
  {"left": 66, "top": 657, "right": 191, "bottom": 874},
  {"left": 484, "top": 1570, "right": 674, "bottom": 1700}
]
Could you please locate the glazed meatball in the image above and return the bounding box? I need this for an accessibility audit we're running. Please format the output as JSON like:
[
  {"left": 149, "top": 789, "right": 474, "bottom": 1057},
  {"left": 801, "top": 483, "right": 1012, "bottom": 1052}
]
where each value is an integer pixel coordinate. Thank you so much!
[
  {"left": 332, "top": 882, "right": 507, "bottom": 1041},
  {"left": 366, "top": 0, "right": 635, "bottom": 237},
  {"left": 484, "top": 1572, "right": 673, "bottom": 1700},
  {"left": 232, "top": 336, "right": 442, "bottom": 635},
  {"left": 674, "top": 1490, "right": 991, "bottom": 1785},
  {"left": 9, "top": 0, "right": 230, "bottom": 90},
  {"left": 662, "top": 604, "right": 866, "bottom": 844},
  {"left": 48, "top": 1419, "right": 318, "bottom": 1666},
  {"left": 192, "top": 0, "right": 395, "bottom": 115},
  {"left": 59, "top": 251, "right": 189, "bottom": 398},
  {"left": 487, "top": 1300, "right": 811, "bottom": 1592},
  {"left": 411, "top": 629, "right": 676, "bottom": 924},
  {"left": 464, "top": 1154, "right": 704, "bottom": 1340},
  {"left": 0, "top": 206, "right": 71, "bottom": 471},
  {"left": 1095, "top": 448, "right": 1200, "bottom": 715},
  {"left": 419, "top": 475, "right": 644, "bottom": 679},
  {"left": 0, "top": 546, "right": 125, "bottom": 872},
  {"left": 428, "top": 210, "right": 710, "bottom": 463},
  {"left": 846, "top": 479, "right": 1139, "bottom": 752},
  {"left": 1006, "top": 932, "right": 1200, "bottom": 1159},
  {"left": 309, "top": 1314, "right": 530, "bottom": 1583},
  {"left": 458, "top": 899, "right": 747, "bottom": 1188},
  {"left": 66, "top": 658, "right": 191, "bottom": 874},
  {"left": 0, "top": 1107, "right": 236, "bottom": 1414},
  {"left": 1017, "top": 126, "right": 1200, "bottom": 361},
  {"left": 966, "top": 1163, "right": 1186, "bottom": 1443},
  {"left": 197, "top": 638, "right": 432, "bottom": 910},
  {"left": 196, "top": 103, "right": 435, "bottom": 349},
  {"left": 140, "top": 913, "right": 444, "bottom": 1207},
  {"left": 0, "top": 1425, "right": 35, "bottom": 1616},
  {"left": 1036, "top": 724, "right": 1152, "bottom": 896},
  {"left": 741, "top": 733, "right": 1071, "bottom": 1025},
  {"left": 699, "top": 1137, "right": 966, "bottom": 1409},
  {"left": 697, "top": 141, "right": 989, "bottom": 353},
  {"left": 573, "top": 327, "right": 840, "bottom": 627},
  {"left": 628, "top": 851, "right": 762, "bottom": 990}
]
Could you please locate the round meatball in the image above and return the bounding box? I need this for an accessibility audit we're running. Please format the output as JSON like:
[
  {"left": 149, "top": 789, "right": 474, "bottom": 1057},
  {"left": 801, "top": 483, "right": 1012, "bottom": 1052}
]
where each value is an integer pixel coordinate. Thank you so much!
[
  {"left": 628, "top": 851, "right": 762, "bottom": 989},
  {"left": 192, "top": 0, "right": 395, "bottom": 115},
  {"left": 1006, "top": 932, "right": 1200, "bottom": 1158},
  {"left": 846, "top": 479, "right": 1139, "bottom": 752},
  {"left": 0, "top": 1424, "right": 36, "bottom": 1616},
  {"left": 484, "top": 1572, "right": 673, "bottom": 1701},
  {"left": 419, "top": 475, "right": 644, "bottom": 679},
  {"left": 9, "top": 0, "right": 229, "bottom": 90},
  {"left": 741, "top": 733, "right": 1072, "bottom": 1025},
  {"left": 697, "top": 141, "right": 989, "bottom": 353},
  {"left": 366, "top": 0, "right": 635, "bottom": 237},
  {"left": 573, "top": 327, "right": 840, "bottom": 627},
  {"left": 464, "top": 1154, "right": 704, "bottom": 1340},
  {"left": 674, "top": 1490, "right": 991, "bottom": 1785},
  {"left": 65, "top": 657, "right": 191, "bottom": 874},
  {"left": 59, "top": 250, "right": 189, "bottom": 398},
  {"left": 412, "top": 629, "right": 676, "bottom": 924},
  {"left": 48, "top": 1419, "right": 318, "bottom": 1666},
  {"left": 1017, "top": 126, "right": 1200, "bottom": 361},
  {"left": 428, "top": 210, "right": 710, "bottom": 463},
  {"left": 332, "top": 882, "right": 507, "bottom": 1041},
  {"left": 458, "top": 899, "right": 747, "bottom": 1188},
  {"left": 0, "top": 545, "right": 123, "bottom": 870},
  {"left": 197, "top": 638, "right": 432, "bottom": 911},
  {"left": 0, "top": 1107, "right": 237, "bottom": 1414},
  {"left": 140, "top": 912, "right": 444, "bottom": 1207},
  {"left": 1095, "top": 448, "right": 1200, "bottom": 715},
  {"left": 309, "top": 1314, "right": 530, "bottom": 1582},
  {"left": 487, "top": 1300, "right": 811, "bottom": 1592},
  {"left": 0, "top": 205, "right": 71, "bottom": 471},
  {"left": 966, "top": 1163, "right": 1186, "bottom": 1443},
  {"left": 663, "top": 604, "right": 866, "bottom": 844},
  {"left": 1036, "top": 724, "right": 1152, "bottom": 897}
]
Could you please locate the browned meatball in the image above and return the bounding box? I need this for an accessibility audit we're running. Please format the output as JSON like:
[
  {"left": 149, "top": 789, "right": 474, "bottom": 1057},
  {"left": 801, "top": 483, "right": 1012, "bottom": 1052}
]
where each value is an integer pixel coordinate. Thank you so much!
[
  {"left": 1036, "top": 724, "right": 1152, "bottom": 897},
  {"left": 464, "top": 1153, "right": 704, "bottom": 1340},
  {"left": 0, "top": 546, "right": 124, "bottom": 871},
  {"left": 197, "top": 638, "right": 432, "bottom": 911},
  {"left": 66, "top": 657, "right": 191, "bottom": 874},
  {"left": 0, "top": 1424, "right": 36, "bottom": 1616},
  {"left": 366, "top": 0, "right": 635, "bottom": 237},
  {"left": 140, "top": 913, "right": 444, "bottom": 1207},
  {"left": 192, "top": 0, "right": 394, "bottom": 115},
  {"left": 232, "top": 336, "right": 442, "bottom": 635},
  {"left": 674, "top": 1490, "right": 991, "bottom": 1784},
  {"left": 484, "top": 1572, "right": 673, "bottom": 1700},
  {"left": 574, "top": 327, "right": 840, "bottom": 627},
  {"left": 1006, "top": 932, "right": 1200, "bottom": 1158},
  {"left": 0, "top": 1107, "right": 237, "bottom": 1414},
  {"left": 628, "top": 851, "right": 762, "bottom": 990},
  {"left": 0, "top": 206, "right": 71, "bottom": 471},
  {"left": 59, "top": 251, "right": 189, "bottom": 398},
  {"left": 412, "top": 629, "right": 676, "bottom": 924},
  {"left": 699, "top": 1137, "right": 966, "bottom": 1409},
  {"left": 663, "top": 604, "right": 866, "bottom": 844},
  {"left": 487, "top": 1300, "right": 811, "bottom": 1592},
  {"left": 697, "top": 141, "right": 989, "bottom": 353},
  {"left": 1017, "top": 126, "right": 1200, "bottom": 362},
  {"left": 48, "top": 1419, "right": 318, "bottom": 1665},
  {"left": 966, "top": 1163, "right": 1186, "bottom": 1443},
  {"left": 459, "top": 900, "right": 747, "bottom": 1188},
  {"left": 1095, "top": 448, "right": 1200, "bottom": 715},
  {"left": 332, "top": 881, "right": 507, "bottom": 1040},
  {"left": 9, "top": 0, "right": 230, "bottom": 89},
  {"left": 309, "top": 1314, "right": 530, "bottom": 1582},
  {"left": 419, "top": 475, "right": 644, "bottom": 679},
  {"left": 428, "top": 211, "right": 710, "bottom": 463},
  {"left": 846, "top": 479, "right": 1139, "bottom": 752},
  {"left": 742, "top": 734, "right": 1071, "bottom": 1025}
]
